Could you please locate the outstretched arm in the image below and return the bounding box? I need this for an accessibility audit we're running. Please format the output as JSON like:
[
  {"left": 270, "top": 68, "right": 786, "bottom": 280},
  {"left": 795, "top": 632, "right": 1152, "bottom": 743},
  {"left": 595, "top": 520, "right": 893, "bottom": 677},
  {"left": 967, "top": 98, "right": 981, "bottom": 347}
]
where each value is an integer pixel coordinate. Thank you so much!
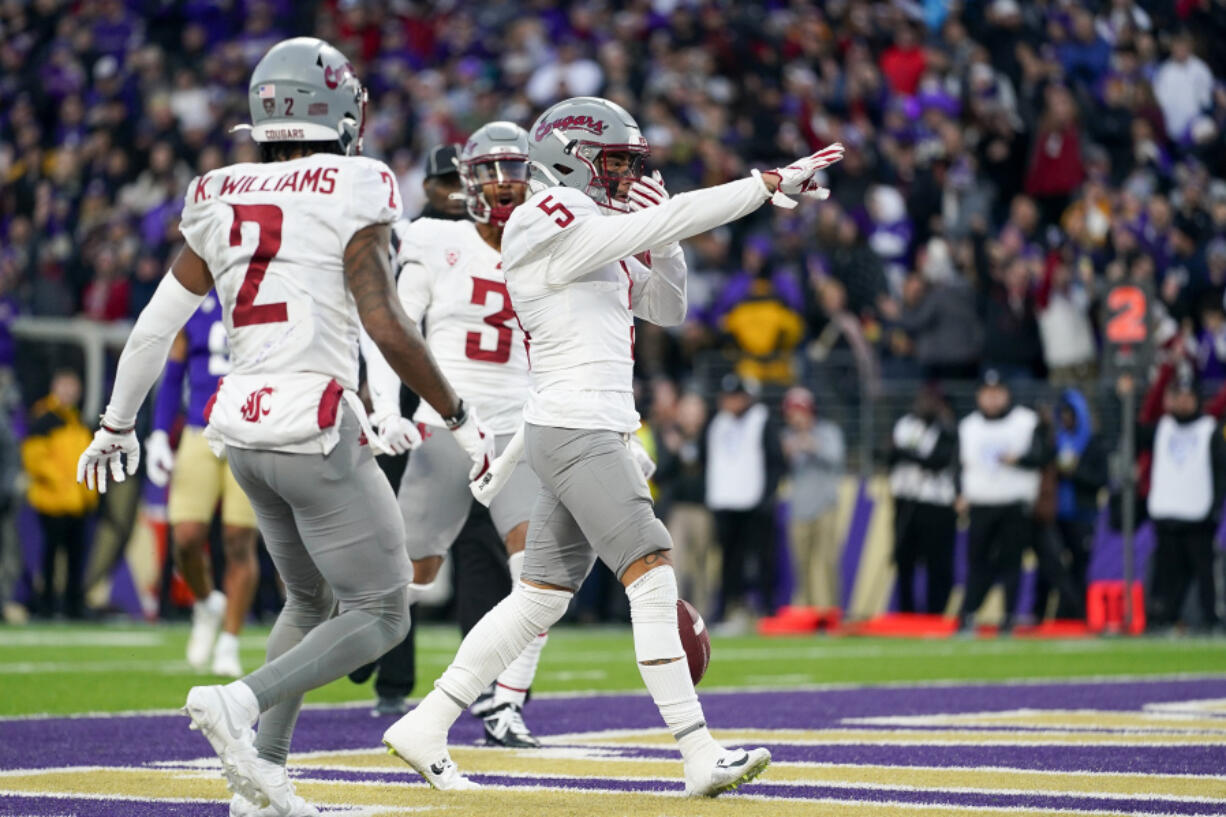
[
  {"left": 537, "top": 145, "right": 843, "bottom": 286},
  {"left": 344, "top": 223, "right": 460, "bottom": 420},
  {"left": 79, "top": 247, "right": 212, "bottom": 491}
]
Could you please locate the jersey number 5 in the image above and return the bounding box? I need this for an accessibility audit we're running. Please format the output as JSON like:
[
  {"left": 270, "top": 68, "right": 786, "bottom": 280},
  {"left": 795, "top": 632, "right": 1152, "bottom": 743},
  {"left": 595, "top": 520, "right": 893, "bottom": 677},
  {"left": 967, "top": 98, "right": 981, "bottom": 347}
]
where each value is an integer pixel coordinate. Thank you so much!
[
  {"left": 230, "top": 204, "right": 288, "bottom": 327},
  {"left": 466, "top": 278, "right": 515, "bottom": 363},
  {"left": 536, "top": 195, "right": 575, "bottom": 227}
]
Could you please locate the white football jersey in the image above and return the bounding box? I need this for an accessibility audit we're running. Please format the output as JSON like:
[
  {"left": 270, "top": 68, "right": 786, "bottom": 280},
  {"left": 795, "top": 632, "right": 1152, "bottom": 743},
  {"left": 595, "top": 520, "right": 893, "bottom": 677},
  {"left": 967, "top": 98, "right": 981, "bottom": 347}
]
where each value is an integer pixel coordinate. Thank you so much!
[
  {"left": 500, "top": 177, "right": 770, "bottom": 432},
  {"left": 180, "top": 152, "right": 402, "bottom": 451},
  {"left": 393, "top": 217, "right": 530, "bottom": 435}
]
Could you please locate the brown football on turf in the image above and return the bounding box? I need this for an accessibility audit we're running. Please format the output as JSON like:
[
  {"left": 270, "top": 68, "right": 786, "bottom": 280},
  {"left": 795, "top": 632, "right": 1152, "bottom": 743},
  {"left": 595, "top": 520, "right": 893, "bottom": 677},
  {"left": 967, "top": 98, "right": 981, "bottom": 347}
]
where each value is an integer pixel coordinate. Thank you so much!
[{"left": 677, "top": 599, "right": 711, "bottom": 685}]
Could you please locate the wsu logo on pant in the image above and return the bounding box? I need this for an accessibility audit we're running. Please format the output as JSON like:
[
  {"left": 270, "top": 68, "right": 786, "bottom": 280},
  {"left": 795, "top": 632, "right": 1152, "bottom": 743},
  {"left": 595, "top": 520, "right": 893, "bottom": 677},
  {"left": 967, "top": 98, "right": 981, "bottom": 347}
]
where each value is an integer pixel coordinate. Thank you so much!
[{"left": 240, "top": 386, "right": 274, "bottom": 422}]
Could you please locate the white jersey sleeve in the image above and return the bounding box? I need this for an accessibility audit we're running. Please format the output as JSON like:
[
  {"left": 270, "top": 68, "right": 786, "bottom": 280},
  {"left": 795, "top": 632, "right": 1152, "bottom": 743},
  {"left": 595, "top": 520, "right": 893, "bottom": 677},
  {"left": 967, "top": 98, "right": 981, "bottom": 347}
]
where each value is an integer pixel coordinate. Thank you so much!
[
  {"left": 393, "top": 219, "right": 432, "bottom": 325},
  {"left": 501, "top": 177, "right": 769, "bottom": 288},
  {"left": 342, "top": 157, "right": 404, "bottom": 247},
  {"left": 626, "top": 242, "right": 687, "bottom": 327}
]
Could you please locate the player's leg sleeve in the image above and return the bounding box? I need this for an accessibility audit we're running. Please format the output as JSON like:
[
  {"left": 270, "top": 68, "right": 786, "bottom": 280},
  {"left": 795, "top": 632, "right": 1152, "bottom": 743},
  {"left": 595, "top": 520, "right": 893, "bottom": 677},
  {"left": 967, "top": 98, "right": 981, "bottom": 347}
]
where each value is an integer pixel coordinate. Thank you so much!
[
  {"left": 493, "top": 552, "right": 550, "bottom": 707},
  {"left": 435, "top": 583, "right": 571, "bottom": 708},
  {"left": 626, "top": 565, "right": 722, "bottom": 763}
]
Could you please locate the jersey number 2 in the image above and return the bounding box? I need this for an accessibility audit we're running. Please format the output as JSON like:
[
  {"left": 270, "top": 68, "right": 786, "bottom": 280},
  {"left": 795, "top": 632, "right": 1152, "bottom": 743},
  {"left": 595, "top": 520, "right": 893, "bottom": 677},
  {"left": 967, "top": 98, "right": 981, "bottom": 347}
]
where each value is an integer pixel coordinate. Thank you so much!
[
  {"left": 466, "top": 278, "right": 515, "bottom": 363},
  {"left": 230, "top": 204, "right": 288, "bottom": 327}
]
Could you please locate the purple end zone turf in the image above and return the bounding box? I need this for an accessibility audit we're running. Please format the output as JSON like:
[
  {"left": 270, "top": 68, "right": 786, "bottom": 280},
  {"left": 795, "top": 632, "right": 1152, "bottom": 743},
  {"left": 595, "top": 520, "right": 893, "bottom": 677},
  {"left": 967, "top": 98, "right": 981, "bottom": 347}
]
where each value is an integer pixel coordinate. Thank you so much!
[{"left": 3, "top": 677, "right": 1225, "bottom": 814}]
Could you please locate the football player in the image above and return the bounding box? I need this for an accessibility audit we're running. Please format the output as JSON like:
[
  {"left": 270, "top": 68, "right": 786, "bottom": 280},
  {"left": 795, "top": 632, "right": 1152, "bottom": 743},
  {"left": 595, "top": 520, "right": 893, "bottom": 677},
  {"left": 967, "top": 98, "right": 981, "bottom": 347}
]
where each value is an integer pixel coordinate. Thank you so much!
[
  {"left": 146, "top": 297, "right": 260, "bottom": 678},
  {"left": 75, "top": 37, "right": 493, "bottom": 817},
  {"left": 362, "top": 122, "right": 551, "bottom": 746},
  {"left": 383, "top": 95, "right": 842, "bottom": 797}
]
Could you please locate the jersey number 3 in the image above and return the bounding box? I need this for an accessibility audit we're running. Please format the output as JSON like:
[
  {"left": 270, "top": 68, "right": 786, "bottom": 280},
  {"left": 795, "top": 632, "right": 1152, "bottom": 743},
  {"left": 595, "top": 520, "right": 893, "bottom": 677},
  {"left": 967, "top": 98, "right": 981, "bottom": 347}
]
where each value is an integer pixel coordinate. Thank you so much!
[
  {"left": 230, "top": 204, "right": 288, "bottom": 327},
  {"left": 466, "top": 278, "right": 515, "bottom": 363}
]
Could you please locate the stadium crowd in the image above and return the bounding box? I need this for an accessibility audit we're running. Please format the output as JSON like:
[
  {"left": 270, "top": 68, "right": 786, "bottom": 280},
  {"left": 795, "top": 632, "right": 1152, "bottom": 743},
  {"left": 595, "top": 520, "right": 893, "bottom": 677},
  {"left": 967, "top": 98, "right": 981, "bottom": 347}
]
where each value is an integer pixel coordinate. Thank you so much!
[{"left": 2, "top": 0, "right": 1226, "bottom": 631}]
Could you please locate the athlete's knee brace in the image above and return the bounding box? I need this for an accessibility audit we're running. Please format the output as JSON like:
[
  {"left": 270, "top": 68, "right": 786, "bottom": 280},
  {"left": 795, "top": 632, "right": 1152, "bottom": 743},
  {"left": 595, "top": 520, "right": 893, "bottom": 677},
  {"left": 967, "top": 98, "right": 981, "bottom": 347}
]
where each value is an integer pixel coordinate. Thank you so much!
[
  {"left": 626, "top": 566, "right": 684, "bottom": 664},
  {"left": 438, "top": 584, "right": 571, "bottom": 706}
]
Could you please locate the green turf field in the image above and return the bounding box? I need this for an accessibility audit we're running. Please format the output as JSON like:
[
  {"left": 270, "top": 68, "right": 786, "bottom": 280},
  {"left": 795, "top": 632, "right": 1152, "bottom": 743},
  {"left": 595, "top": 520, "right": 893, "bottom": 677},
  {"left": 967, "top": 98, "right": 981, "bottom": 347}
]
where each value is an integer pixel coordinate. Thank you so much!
[{"left": 2, "top": 623, "right": 1224, "bottom": 716}]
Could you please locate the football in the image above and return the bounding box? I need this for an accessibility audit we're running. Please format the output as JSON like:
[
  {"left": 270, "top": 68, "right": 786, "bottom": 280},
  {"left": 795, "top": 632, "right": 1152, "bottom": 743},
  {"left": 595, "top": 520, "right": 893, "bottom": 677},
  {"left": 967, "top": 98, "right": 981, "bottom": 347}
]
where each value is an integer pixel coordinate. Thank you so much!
[{"left": 677, "top": 599, "right": 711, "bottom": 685}]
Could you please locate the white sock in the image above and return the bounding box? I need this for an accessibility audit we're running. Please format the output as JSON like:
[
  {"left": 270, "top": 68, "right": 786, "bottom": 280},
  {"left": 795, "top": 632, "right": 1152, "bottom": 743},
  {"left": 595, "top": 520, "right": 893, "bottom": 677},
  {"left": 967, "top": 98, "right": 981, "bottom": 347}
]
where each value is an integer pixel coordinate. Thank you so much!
[
  {"left": 205, "top": 590, "right": 226, "bottom": 617},
  {"left": 494, "top": 632, "right": 548, "bottom": 708},
  {"left": 493, "top": 550, "right": 546, "bottom": 708},
  {"left": 626, "top": 566, "right": 722, "bottom": 766},
  {"left": 507, "top": 550, "right": 525, "bottom": 583},
  {"left": 215, "top": 631, "right": 239, "bottom": 657},
  {"left": 223, "top": 679, "right": 261, "bottom": 722},
  {"left": 406, "top": 582, "right": 433, "bottom": 606},
  {"left": 435, "top": 585, "right": 570, "bottom": 708}
]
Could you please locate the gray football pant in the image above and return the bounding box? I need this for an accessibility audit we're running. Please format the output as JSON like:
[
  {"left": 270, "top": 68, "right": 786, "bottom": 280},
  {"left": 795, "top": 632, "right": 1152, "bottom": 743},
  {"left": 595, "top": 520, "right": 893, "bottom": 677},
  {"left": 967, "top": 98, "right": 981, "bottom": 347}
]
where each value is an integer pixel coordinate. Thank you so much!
[
  {"left": 521, "top": 424, "right": 671, "bottom": 588},
  {"left": 226, "top": 412, "right": 413, "bottom": 765}
]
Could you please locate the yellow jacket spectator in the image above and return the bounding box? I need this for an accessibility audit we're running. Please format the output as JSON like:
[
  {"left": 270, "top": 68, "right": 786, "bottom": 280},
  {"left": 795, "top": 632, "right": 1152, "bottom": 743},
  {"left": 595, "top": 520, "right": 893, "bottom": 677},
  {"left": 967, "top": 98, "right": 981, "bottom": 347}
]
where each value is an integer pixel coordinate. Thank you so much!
[
  {"left": 720, "top": 276, "right": 805, "bottom": 385},
  {"left": 23, "top": 385, "right": 97, "bottom": 516},
  {"left": 22, "top": 370, "right": 95, "bottom": 619}
]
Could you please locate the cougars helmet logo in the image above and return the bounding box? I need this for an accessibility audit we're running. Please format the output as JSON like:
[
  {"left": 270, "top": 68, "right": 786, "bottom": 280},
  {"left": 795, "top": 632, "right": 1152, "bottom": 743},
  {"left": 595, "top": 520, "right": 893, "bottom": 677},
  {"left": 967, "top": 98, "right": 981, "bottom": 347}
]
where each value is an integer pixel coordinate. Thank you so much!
[
  {"left": 534, "top": 114, "right": 606, "bottom": 142},
  {"left": 240, "top": 386, "right": 274, "bottom": 422}
]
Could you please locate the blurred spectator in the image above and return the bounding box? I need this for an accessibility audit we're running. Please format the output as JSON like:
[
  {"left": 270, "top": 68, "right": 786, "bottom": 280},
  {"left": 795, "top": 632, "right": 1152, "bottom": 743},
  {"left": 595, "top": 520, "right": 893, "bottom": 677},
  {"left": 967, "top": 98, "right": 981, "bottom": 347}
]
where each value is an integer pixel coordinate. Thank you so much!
[
  {"left": 956, "top": 371, "right": 1049, "bottom": 633},
  {"left": 1034, "top": 389, "right": 1107, "bottom": 620},
  {"left": 888, "top": 387, "right": 958, "bottom": 616},
  {"left": 892, "top": 238, "right": 984, "bottom": 381},
  {"left": 21, "top": 370, "right": 97, "bottom": 619},
  {"left": 655, "top": 392, "right": 717, "bottom": 616},
  {"left": 1154, "top": 31, "right": 1214, "bottom": 145},
  {"left": 1024, "top": 85, "right": 1085, "bottom": 226},
  {"left": 780, "top": 387, "right": 845, "bottom": 610},
  {"left": 705, "top": 375, "right": 783, "bottom": 630},
  {"left": 1143, "top": 368, "right": 1224, "bottom": 632},
  {"left": 717, "top": 256, "right": 806, "bottom": 386},
  {"left": 1035, "top": 255, "right": 1097, "bottom": 387},
  {"left": 0, "top": 382, "right": 19, "bottom": 623},
  {"left": 978, "top": 250, "right": 1044, "bottom": 381}
]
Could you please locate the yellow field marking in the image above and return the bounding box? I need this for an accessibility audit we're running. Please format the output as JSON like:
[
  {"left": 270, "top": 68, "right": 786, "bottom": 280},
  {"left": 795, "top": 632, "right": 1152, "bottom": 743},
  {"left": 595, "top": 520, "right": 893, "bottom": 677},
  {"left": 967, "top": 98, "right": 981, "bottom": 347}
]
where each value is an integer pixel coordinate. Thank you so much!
[
  {"left": 290, "top": 746, "right": 1226, "bottom": 801},
  {"left": 0, "top": 766, "right": 1174, "bottom": 817},
  {"left": 851, "top": 711, "right": 1226, "bottom": 733},
  {"left": 572, "top": 727, "right": 1226, "bottom": 747}
]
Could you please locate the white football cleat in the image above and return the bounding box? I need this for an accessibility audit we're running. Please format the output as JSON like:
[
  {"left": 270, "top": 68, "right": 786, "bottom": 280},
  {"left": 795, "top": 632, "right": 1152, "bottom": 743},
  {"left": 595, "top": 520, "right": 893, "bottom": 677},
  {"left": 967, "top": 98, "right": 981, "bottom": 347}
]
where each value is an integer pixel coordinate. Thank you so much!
[
  {"left": 684, "top": 747, "right": 771, "bottom": 798},
  {"left": 187, "top": 595, "right": 225, "bottom": 670},
  {"left": 183, "top": 685, "right": 271, "bottom": 808},
  {"left": 212, "top": 634, "right": 243, "bottom": 678},
  {"left": 228, "top": 760, "right": 319, "bottom": 817},
  {"left": 383, "top": 709, "right": 479, "bottom": 791}
]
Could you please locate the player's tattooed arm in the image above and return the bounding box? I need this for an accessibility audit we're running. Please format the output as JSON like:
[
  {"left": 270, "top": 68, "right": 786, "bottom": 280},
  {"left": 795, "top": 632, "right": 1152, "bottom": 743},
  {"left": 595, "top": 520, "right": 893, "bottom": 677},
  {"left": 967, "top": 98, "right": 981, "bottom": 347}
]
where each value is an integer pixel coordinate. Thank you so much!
[{"left": 344, "top": 223, "right": 462, "bottom": 418}]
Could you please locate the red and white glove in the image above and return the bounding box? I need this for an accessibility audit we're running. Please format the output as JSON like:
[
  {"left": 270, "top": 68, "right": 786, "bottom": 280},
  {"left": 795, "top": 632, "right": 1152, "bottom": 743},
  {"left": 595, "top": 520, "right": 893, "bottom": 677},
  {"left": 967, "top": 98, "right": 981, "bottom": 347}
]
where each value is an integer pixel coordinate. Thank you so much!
[
  {"left": 762, "top": 142, "right": 845, "bottom": 208},
  {"left": 77, "top": 424, "right": 140, "bottom": 493},
  {"left": 627, "top": 171, "right": 681, "bottom": 258},
  {"left": 449, "top": 401, "right": 496, "bottom": 481},
  {"left": 627, "top": 170, "right": 670, "bottom": 211},
  {"left": 373, "top": 410, "right": 423, "bottom": 456}
]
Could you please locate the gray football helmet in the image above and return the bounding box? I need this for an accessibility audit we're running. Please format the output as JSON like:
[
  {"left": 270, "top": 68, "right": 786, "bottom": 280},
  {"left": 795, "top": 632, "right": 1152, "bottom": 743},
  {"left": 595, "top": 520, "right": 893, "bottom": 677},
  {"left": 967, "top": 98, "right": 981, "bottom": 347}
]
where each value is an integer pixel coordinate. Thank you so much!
[
  {"left": 459, "top": 121, "right": 530, "bottom": 227},
  {"left": 528, "top": 96, "right": 648, "bottom": 211},
  {"left": 244, "top": 37, "right": 367, "bottom": 155}
]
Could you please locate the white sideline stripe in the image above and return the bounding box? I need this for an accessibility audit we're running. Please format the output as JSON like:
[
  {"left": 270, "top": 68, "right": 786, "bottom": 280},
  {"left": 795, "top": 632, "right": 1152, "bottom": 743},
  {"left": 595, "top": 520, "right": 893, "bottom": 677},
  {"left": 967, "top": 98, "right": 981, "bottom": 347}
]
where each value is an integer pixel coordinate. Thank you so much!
[
  {"left": 0, "top": 788, "right": 410, "bottom": 814},
  {"left": 2, "top": 671, "right": 1226, "bottom": 721},
  {"left": 0, "top": 660, "right": 195, "bottom": 674},
  {"left": 0, "top": 632, "right": 165, "bottom": 648}
]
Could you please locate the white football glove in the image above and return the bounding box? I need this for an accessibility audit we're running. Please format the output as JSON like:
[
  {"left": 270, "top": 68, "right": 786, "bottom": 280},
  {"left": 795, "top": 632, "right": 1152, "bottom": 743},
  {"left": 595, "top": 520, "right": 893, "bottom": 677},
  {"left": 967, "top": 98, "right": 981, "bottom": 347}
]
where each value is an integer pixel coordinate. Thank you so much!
[
  {"left": 470, "top": 424, "right": 526, "bottom": 507},
  {"left": 762, "top": 142, "right": 845, "bottom": 208},
  {"left": 144, "top": 430, "right": 175, "bottom": 488},
  {"left": 628, "top": 433, "right": 657, "bottom": 481},
  {"left": 373, "top": 411, "right": 423, "bottom": 456},
  {"left": 449, "top": 402, "right": 496, "bottom": 481},
  {"left": 77, "top": 424, "right": 140, "bottom": 494}
]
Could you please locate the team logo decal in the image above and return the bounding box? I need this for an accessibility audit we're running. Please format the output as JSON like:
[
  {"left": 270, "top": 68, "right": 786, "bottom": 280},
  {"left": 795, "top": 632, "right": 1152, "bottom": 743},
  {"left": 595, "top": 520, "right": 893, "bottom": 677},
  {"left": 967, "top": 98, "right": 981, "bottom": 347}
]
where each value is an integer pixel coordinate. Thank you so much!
[
  {"left": 240, "top": 386, "right": 274, "bottom": 422},
  {"left": 534, "top": 114, "right": 606, "bottom": 142},
  {"left": 445, "top": 249, "right": 461, "bottom": 267}
]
